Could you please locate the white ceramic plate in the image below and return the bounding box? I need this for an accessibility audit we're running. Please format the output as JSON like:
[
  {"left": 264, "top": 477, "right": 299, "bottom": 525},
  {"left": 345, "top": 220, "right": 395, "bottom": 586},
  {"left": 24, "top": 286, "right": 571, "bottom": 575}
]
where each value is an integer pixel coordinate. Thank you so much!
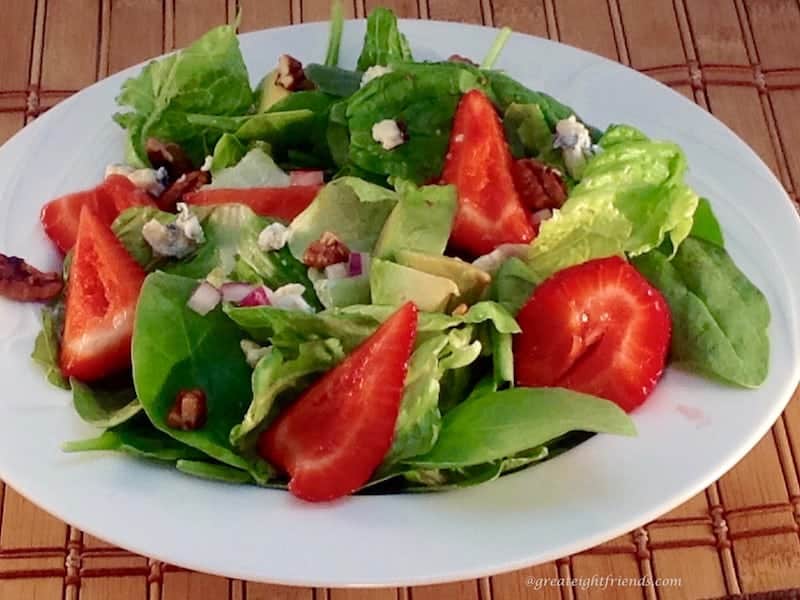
[{"left": 0, "top": 19, "right": 799, "bottom": 588}]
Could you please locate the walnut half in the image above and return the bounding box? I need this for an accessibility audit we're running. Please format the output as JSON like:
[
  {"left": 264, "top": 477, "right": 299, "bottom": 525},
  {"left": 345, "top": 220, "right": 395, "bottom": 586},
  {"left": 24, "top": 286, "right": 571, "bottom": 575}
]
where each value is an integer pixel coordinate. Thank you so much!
[
  {"left": 0, "top": 253, "right": 63, "bottom": 302},
  {"left": 276, "top": 54, "right": 313, "bottom": 92},
  {"left": 302, "top": 231, "right": 351, "bottom": 269},
  {"left": 511, "top": 158, "right": 568, "bottom": 212},
  {"left": 167, "top": 389, "right": 207, "bottom": 431}
]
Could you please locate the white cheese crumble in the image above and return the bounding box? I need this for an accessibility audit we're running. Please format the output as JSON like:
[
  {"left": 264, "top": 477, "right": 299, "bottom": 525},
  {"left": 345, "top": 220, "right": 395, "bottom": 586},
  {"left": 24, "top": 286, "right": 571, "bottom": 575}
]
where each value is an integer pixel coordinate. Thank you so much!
[
  {"left": 141, "top": 204, "right": 205, "bottom": 259},
  {"left": 269, "top": 283, "right": 313, "bottom": 312},
  {"left": 257, "top": 222, "right": 290, "bottom": 251},
  {"left": 105, "top": 164, "right": 168, "bottom": 196},
  {"left": 175, "top": 203, "right": 206, "bottom": 244},
  {"left": 240, "top": 340, "right": 271, "bottom": 368},
  {"left": 553, "top": 115, "right": 593, "bottom": 178},
  {"left": 360, "top": 64, "right": 392, "bottom": 87},
  {"left": 371, "top": 119, "right": 405, "bottom": 151},
  {"left": 200, "top": 155, "right": 214, "bottom": 172}
]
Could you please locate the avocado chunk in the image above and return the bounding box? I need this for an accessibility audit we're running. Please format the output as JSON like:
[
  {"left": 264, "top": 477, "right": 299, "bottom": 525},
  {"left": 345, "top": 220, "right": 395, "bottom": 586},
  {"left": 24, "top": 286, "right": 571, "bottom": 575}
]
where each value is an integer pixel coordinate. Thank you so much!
[
  {"left": 395, "top": 249, "right": 492, "bottom": 307},
  {"left": 255, "top": 69, "right": 291, "bottom": 112},
  {"left": 373, "top": 184, "right": 457, "bottom": 259},
  {"left": 370, "top": 258, "right": 459, "bottom": 313},
  {"left": 313, "top": 275, "right": 371, "bottom": 309}
]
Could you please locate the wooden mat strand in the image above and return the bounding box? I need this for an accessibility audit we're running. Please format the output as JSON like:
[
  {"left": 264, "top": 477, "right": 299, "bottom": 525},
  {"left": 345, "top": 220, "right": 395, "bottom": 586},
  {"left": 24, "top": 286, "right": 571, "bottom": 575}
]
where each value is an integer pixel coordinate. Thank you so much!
[{"left": 0, "top": 1, "right": 799, "bottom": 598}]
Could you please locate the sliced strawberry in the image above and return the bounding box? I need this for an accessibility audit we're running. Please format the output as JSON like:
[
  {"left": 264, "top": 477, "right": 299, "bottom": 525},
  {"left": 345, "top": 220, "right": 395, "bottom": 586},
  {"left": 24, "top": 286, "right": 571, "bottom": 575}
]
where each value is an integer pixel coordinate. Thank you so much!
[
  {"left": 60, "top": 208, "right": 147, "bottom": 381},
  {"left": 184, "top": 186, "right": 322, "bottom": 222},
  {"left": 441, "top": 90, "right": 535, "bottom": 256},
  {"left": 259, "top": 302, "right": 418, "bottom": 502},
  {"left": 513, "top": 256, "right": 671, "bottom": 412},
  {"left": 41, "top": 175, "right": 154, "bottom": 253}
]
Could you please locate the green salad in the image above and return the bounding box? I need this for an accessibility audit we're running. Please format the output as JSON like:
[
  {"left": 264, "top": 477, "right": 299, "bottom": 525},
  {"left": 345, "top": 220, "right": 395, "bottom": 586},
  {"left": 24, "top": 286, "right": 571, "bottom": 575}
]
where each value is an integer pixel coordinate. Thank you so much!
[{"left": 10, "top": 3, "right": 768, "bottom": 502}]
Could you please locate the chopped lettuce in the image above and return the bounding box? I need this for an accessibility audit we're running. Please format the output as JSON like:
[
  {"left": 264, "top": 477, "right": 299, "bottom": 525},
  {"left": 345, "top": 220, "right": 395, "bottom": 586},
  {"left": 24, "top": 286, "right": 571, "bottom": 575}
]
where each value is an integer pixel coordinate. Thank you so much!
[
  {"left": 527, "top": 125, "right": 699, "bottom": 279},
  {"left": 230, "top": 340, "right": 345, "bottom": 451},
  {"left": 205, "top": 148, "right": 290, "bottom": 189}
]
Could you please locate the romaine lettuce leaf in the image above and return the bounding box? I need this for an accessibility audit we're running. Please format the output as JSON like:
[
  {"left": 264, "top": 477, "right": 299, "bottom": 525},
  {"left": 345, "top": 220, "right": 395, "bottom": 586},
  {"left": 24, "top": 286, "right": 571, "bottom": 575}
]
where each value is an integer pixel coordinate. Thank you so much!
[
  {"left": 527, "top": 125, "right": 699, "bottom": 279},
  {"left": 205, "top": 148, "right": 290, "bottom": 189},
  {"left": 230, "top": 340, "right": 345, "bottom": 451}
]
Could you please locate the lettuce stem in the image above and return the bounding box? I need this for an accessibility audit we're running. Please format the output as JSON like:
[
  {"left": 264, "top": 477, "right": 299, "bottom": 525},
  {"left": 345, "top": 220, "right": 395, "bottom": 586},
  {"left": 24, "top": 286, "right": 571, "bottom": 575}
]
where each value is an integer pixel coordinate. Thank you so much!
[
  {"left": 480, "top": 27, "right": 512, "bottom": 69},
  {"left": 324, "top": 1, "right": 345, "bottom": 67}
]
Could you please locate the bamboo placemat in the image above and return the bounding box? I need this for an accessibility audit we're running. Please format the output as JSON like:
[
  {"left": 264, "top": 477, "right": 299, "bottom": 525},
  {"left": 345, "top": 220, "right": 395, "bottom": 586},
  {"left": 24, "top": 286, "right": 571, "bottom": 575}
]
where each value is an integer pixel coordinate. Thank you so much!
[{"left": 1, "top": 1, "right": 800, "bottom": 598}]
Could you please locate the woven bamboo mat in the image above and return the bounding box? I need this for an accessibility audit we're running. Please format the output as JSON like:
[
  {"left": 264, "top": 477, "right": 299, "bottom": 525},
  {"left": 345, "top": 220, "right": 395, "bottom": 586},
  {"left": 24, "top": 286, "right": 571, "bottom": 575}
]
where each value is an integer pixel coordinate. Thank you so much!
[{"left": 1, "top": 1, "right": 800, "bottom": 598}]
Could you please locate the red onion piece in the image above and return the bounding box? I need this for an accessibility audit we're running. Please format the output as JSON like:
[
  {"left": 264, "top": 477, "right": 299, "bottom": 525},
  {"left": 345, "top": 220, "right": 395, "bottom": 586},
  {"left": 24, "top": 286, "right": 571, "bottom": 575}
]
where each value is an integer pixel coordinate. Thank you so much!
[
  {"left": 239, "top": 286, "right": 271, "bottom": 307},
  {"left": 348, "top": 252, "right": 369, "bottom": 277},
  {"left": 221, "top": 282, "right": 256, "bottom": 303},
  {"left": 187, "top": 281, "right": 221, "bottom": 315},
  {"left": 324, "top": 262, "right": 349, "bottom": 280},
  {"left": 290, "top": 170, "right": 324, "bottom": 186}
]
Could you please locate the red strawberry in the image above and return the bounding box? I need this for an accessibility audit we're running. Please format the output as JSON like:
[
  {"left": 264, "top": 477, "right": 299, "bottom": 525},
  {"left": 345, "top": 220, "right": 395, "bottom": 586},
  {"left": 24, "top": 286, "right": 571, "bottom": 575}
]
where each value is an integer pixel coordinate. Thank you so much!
[
  {"left": 441, "top": 90, "right": 535, "bottom": 256},
  {"left": 259, "top": 302, "right": 418, "bottom": 502},
  {"left": 514, "top": 256, "right": 671, "bottom": 412},
  {"left": 60, "top": 208, "right": 147, "bottom": 381},
  {"left": 184, "top": 186, "right": 322, "bottom": 222}
]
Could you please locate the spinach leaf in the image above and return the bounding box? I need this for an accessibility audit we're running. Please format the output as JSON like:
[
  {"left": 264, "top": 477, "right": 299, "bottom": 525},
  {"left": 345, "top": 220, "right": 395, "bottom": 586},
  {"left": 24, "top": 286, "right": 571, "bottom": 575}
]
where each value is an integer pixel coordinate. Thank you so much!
[
  {"left": 409, "top": 387, "right": 635, "bottom": 468},
  {"left": 132, "top": 272, "right": 269, "bottom": 481},
  {"left": 632, "top": 237, "right": 769, "bottom": 387},
  {"left": 114, "top": 24, "right": 253, "bottom": 165},
  {"left": 267, "top": 91, "right": 338, "bottom": 165},
  {"left": 356, "top": 7, "right": 413, "bottom": 72},
  {"left": 487, "top": 70, "right": 600, "bottom": 138},
  {"left": 503, "top": 103, "right": 565, "bottom": 168},
  {"left": 31, "top": 302, "right": 69, "bottom": 390},
  {"left": 690, "top": 197, "right": 724, "bottom": 248},
  {"left": 230, "top": 340, "right": 345, "bottom": 451},
  {"left": 345, "top": 63, "right": 489, "bottom": 183},
  {"left": 71, "top": 377, "right": 141, "bottom": 428},
  {"left": 63, "top": 417, "right": 205, "bottom": 462},
  {"left": 175, "top": 459, "right": 254, "bottom": 484},
  {"left": 305, "top": 65, "right": 363, "bottom": 98}
]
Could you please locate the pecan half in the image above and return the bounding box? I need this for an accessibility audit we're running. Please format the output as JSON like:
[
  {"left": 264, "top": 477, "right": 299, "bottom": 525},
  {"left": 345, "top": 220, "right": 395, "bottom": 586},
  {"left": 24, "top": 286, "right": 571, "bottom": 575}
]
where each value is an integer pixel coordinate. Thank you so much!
[
  {"left": 146, "top": 138, "right": 194, "bottom": 180},
  {"left": 157, "top": 170, "right": 210, "bottom": 213},
  {"left": 302, "top": 231, "right": 351, "bottom": 269},
  {"left": 167, "top": 389, "right": 207, "bottom": 431},
  {"left": 0, "top": 253, "right": 63, "bottom": 302},
  {"left": 448, "top": 54, "right": 479, "bottom": 67},
  {"left": 276, "top": 54, "right": 314, "bottom": 92},
  {"left": 511, "top": 158, "right": 568, "bottom": 212}
]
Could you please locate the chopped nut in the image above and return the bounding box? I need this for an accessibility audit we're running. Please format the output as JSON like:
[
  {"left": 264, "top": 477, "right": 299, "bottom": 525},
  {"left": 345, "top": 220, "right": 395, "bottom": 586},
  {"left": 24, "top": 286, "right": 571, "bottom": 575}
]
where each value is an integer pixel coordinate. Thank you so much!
[
  {"left": 0, "top": 253, "right": 63, "bottom": 302},
  {"left": 448, "top": 54, "right": 479, "bottom": 67},
  {"left": 302, "top": 231, "right": 351, "bottom": 269},
  {"left": 146, "top": 138, "right": 195, "bottom": 180},
  {"left": 451, "top": 303, "right": 469, "bottom": 317},
  {"left": 276, "top": 54, "right": 314, "bottom": 92},
  {"left": 167, "top": 389, "right": 207, "bottom": 431},
  {"left": 511, "top": 158, "right": 568, "bottom": 212},
  {"left": 157, "top": 170, "right": 210, "bottom": 212}
]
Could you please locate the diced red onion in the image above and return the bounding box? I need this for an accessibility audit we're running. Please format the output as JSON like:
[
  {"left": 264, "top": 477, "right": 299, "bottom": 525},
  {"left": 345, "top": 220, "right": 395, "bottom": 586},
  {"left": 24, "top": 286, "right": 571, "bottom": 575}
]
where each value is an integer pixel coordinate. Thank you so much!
[
  {"left": 324, "top": 262, "right": 349, "bottom": 280},
  {"left": 530, "top": 208, "right": 553, "bottom": 226},
  {"left": 187, "top": 281, "right": 221, "bottom": 315},
  {"left": 290, "top": 170, "right": 325, "bottom": 186},
  {"left": 239, "top": 285, "right": 271, "bottom": 307},
  {"left": 221, "top": 282, "right": 256, "bottom": 303},
  {"left": 348, "top": 252, "right": 369, "bottom": 277}
]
